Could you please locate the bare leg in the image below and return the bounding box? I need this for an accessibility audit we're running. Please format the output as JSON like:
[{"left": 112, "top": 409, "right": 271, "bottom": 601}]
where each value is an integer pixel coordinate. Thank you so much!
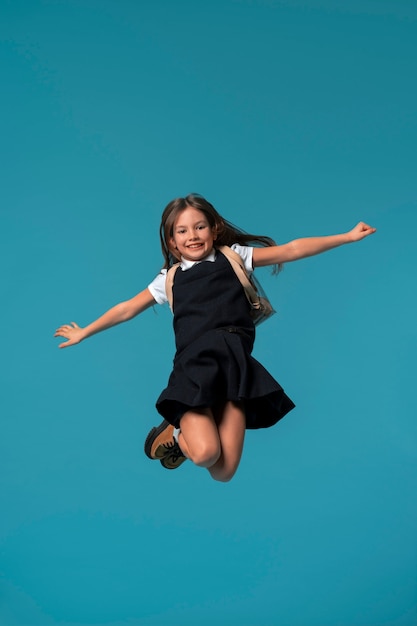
[
  {"left": 208, "top": 401, "right": 246, "bottom": 482},
  {"left": 178, "top": 408, "right": 221, "bottom": 468},
  {"left": 178, "top": 402, "right": 246, "bottom": 482}
]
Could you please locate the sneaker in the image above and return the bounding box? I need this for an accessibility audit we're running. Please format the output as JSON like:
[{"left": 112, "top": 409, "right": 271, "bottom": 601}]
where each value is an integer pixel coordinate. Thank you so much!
[
  {"left": 160, "top": 441, "right": 187, "bottom": 470},
  {"left": 144, "top": 420, "right": 176, "bottom": 460}
]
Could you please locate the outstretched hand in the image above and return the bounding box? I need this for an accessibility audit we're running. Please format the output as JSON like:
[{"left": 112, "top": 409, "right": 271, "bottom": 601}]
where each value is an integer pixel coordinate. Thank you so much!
[
  {"left": 54, "top": 321, "right": 85, "bottom": 349},
  {"left": 348, "top": 221, "right": 376, "bottom": 241}
]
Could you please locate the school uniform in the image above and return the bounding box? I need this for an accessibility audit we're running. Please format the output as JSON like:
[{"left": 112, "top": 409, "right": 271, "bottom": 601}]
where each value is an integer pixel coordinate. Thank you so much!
[{"left": 148, "top": 245, "right": 295, "bottom": 429}]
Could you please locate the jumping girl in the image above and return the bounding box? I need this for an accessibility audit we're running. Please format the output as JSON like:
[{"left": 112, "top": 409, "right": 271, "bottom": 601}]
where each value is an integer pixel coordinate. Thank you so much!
[{"left": 55, "top": 194, "right": 376, "bottom": 482}]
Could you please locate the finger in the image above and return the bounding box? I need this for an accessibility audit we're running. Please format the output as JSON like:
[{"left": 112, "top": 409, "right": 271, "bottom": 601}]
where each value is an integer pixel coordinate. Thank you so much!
[
  {"left": 59, "top": 324, "right": 75, "bottom": 332},
  {"left": 363, "top": 225, "right": 376, "bottom": 234},
  {"left": 55, "top": 323, "right": 77, "bottom": 332},
  {"left": 362, "top": 222, "right": 375, "bottom": 231},
  {"left": 54, "top": 328, "right": 68, "bottom": 336}
]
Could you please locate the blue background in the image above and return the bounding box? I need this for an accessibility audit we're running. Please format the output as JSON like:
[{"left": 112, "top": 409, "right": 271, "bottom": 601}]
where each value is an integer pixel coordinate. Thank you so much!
[{"left": 1, "top": 1, "right": 416, "bottom": 625}]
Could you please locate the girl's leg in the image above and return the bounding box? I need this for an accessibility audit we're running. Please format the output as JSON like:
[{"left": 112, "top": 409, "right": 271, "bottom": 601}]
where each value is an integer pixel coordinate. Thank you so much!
[
  {"left": 178, "top": 408, "right": 222, "bottom": 468},
  {"left": 178, "top": 401, "right": 245, "bottom": 482},
  {"left": 208, "top": 401, "right": 246, "bottom": 483}
]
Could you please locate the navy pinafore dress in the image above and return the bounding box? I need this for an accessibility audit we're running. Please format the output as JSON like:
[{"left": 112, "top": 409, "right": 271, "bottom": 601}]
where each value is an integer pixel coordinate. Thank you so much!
[{"left": 156, "top": 250, "right": 295, "bottom": 429}]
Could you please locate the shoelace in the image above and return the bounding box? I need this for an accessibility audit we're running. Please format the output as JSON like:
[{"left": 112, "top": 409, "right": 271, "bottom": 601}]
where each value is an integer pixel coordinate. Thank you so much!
[
  {"left": 162, "top": 440, "right": 183, "bottom": 461},
  {"left": 161, "top": 440, "right": 176, "bottom": 452}
]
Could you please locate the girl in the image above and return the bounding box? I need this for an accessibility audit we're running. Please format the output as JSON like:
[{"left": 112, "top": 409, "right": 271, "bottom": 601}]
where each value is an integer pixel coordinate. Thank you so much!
[{"left": 55, "top": 193, "right": 376, "bottom": 482}]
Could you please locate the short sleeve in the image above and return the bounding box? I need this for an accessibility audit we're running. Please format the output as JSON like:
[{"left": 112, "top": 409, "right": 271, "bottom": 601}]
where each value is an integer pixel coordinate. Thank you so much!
[
  {"left": 148, "top": 270, "right": 168, "bottom": 305},
  {"left": 230, "top": 244, "right": 254, "bottom": 274}
]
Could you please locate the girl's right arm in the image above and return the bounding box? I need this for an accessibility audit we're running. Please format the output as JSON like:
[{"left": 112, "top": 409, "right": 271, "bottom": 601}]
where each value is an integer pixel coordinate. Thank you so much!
[{"left": 54, "top": 288, "right": 156, "bottom": 349}]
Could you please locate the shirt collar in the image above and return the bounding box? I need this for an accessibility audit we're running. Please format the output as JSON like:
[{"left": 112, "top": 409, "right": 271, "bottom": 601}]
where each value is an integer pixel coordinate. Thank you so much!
[{"left": 180, "top": 248, "right": 217, "bottom": 270}]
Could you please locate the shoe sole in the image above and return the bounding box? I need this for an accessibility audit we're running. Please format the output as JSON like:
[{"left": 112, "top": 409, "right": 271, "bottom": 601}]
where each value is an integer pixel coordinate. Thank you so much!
[{"left": 144, "top": 420, "right": 174, "bottom": 460}]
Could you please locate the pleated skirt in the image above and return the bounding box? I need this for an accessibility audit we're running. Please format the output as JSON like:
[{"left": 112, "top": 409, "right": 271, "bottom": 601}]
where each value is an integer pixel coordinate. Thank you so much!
[{"left": 156, "top": 327, "right": 295, "bottom": 429}]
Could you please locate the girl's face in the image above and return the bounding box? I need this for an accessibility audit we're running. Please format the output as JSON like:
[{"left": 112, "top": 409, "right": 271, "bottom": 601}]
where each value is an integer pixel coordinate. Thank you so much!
[{"left": 169, "top": 206, "right": 217, "bottom": 262}]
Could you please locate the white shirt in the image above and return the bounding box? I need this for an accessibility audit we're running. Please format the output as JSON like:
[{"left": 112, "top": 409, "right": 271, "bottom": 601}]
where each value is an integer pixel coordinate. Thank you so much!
[{"left": 148, "top": 244, "right": 254, "bottom": 305}]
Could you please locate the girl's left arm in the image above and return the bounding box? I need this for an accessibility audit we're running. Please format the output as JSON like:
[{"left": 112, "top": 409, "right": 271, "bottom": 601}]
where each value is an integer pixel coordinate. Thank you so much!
[{"left": 252, "top": 221, "right": 376, "bottom": 267}]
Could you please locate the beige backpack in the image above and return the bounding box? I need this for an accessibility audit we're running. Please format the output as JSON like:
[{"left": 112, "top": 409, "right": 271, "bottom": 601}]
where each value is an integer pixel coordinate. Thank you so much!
[{"left": 165, "top": 245, "right": 275, "bottom": 326}]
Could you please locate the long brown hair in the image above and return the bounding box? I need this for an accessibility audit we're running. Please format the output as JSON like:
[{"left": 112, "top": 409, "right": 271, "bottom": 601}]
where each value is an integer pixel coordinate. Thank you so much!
[{"left": 159, "top": 193, "right": 279, "bottom": 272}]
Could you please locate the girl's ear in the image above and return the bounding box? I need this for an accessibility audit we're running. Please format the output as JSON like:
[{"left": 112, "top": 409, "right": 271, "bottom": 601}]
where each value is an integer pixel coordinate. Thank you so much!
[
  {"left": 212, "top": 221, "right": 221, "bottom": 240},
  {"left": 169, "top": 238, "right": 181, "bottom": 260},
  {"left": 213, "top": 220, "right": 224, "bottom": 240}
]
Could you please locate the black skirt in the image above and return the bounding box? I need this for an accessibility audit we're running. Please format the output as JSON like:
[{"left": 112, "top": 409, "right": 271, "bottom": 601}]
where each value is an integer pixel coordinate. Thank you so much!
[{"left": 156, "top": 326, "right": 295, "bottom": 430}]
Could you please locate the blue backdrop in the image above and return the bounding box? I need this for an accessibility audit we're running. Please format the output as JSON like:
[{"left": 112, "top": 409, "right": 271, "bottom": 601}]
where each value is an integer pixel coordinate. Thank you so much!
[{"left": 1, "top": 1, "right": 416, "bottom": 625}]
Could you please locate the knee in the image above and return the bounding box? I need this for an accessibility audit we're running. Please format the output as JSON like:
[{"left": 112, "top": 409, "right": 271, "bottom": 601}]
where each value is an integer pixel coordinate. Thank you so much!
[{"left": 189, "top": 441, "right": 221, "bottom": 468}]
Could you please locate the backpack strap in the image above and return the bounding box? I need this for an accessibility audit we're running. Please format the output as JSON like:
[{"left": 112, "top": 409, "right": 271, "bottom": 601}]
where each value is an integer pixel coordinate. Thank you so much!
[
  {"left": 165, "top": 262, "right": 181, "bottom": 312},
  {"left": 217, "top": 245, "right": 262, "bottom": 311}
]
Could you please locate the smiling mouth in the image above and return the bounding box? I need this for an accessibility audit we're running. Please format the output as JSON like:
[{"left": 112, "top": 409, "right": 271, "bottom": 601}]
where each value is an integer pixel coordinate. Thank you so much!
[{"left": 187, "top": 243, "right": 203, "bottom": 249}]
